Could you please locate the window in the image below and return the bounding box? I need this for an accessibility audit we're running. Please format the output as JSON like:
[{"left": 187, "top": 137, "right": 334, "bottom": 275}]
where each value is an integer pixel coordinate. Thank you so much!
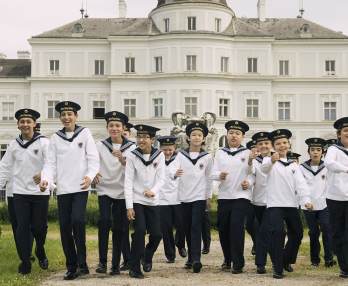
[
  {"left": 219, "top": 98, "right": 229, "bottom": 117},
  {"left": 47, "top": 100, "right": 60, "bottom": 119},
  {"left": 246, "top": 99, "right": 259, "bottom": 118},
  {"left": 279, "top": 60, "right": 289, "bottom": 76},
  {"left": 49, "top": 60, "right": 59, "bottom": 75},
  {"left": 94, "top": 60, "right": 104, "bottom": 75},
  {"left": 278, "top": 101, "right": 291, "bottom": 121},
  {"left": 325, "top": 60, "right": 336, "bottom": 75},
  {"left": 186, "top": 55, "right": 197, "bottom": 72},
  {"left": 2, "top": 102, "right": 14, "bottom": 120},
  {"left": 220, "top": 57, "right": 229, "bottom": 73},
  {"left": 154, "top": 57, "right": 163, "bottom": 73},
  {"left": 184, "top": 97, "right": 198, "bottom": 116},
  {"left": 0, "top": 144, "right": 7, "bottom": 159},
  {"left": 188, "top": 17, "right": 196, "bottom": 31},
  {"left": 164, "top": 18, "right": 170, "bottom": 32},
  {"left": 324, "top": 102, "right": 336, "bottom": 121},
  {"left": 247, "top": 58, "right": 258, "bottom": 73},
  {"left": 125, "top": 57, "right": 135, "bottom": 73},
  {"left": 215, "top": 18, "right": 221, "bottom": 32},
  {"left": 124, "top": 99, "right": 136, "bottom": 118},
  {"left": 93, "top": 101, "right": 105, "bottom": 119},
  {"left": 153, "top": 98, "right": 163, "bottom": 117}
]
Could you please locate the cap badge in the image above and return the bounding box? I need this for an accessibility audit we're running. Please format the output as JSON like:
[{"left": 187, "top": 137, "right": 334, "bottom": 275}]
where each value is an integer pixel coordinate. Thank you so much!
[{"left": 64, "top": 102, "right": 68, "bottom": 106}]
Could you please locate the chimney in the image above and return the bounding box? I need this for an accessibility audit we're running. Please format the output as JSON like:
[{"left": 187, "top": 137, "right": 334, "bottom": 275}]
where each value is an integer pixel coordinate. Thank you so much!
[
  {"left": 17, "top": 51, "right": 31, "bottom": 59},
  {"left": 118, "top": 0, "right": 127, "bottom": 18},
  {"left": 257, "top": 0, "right": 266, "bottom": 22}
]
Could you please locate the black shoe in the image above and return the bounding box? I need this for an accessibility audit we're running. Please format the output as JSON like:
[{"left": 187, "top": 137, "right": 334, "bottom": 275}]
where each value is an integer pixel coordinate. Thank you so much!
[
  {"left": 166, "top": 258, "right": 175, "bottom": 264},
  {"left": 18, "top": 262, "right": 31, "bottom": 275},
  {"left": 340, "top": 270, "right": 348, "bottom": 278},
  {"left": 178, "top": 248, "right": 187, "bottom": 258},
  {"left": 143, "top": 262, "right": 152, "bottom": 273},
  {"left": 78, "top": 265, "right": 90, "bottom": 276},
  {"left": 120, "top": 262, "right": 130, "bottom": 271},
  {"left": 257, "top": 266, "right": 266, "bottom": 274},
  {"left": 325, "top": 260, "right": 337, "bottom": 268},
  {"left": 284, "top": 264, "right": 294, "bottom": 272},
  {"left": 192, "top": 262, "right": 202, "bottom": 273},
  {"left": 273, "top": 272, "right": 284, "bottom": 279},
  {"left": 202, "top": 248, "right": 210, "bottom": 255},
  {"left": 221, "top": 261, "right": 231, "bottom": 271},
  {"left": 96, "top": 263, "right": 107, "bottom": 273},
  {"left": 63, "top": 271, "right": 78, "bottom": 280},
  {"left": 184, "top": 261, "right": 192, "bottom": 269},
  {"left": 109, "top": 267, "right": 120, "bottom": 275},
  {"left": 251, "top": 245, "right": 256, "bottom": 256},
  {"left": 231, "top": 268, "right": 243, "bottom": 274},
  {"left": 129, "top": 270, "right": 144, "bottom": 279},
  {"left": 38, "top": 258, "right": 49, "bottom": 270},
  {"left": 311, "top": 262, "right": 320, "bottom": 267}
]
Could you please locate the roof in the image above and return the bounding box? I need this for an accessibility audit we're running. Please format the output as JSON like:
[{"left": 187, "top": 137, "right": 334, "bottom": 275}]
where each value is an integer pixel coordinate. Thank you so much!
[
  {"left": 0, "top": 59, "right": 31, "bottom": 78},
  {"left": 156, "top": 0, "right": 229, "bottom": 8},
  {"left": 32, "top": 17, "right": 347, "bottom": 40}
]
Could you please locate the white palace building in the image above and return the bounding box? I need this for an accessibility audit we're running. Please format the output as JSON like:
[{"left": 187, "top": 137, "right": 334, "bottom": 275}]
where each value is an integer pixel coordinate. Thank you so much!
[{"left": 1, "top": 0, "right": 348, "bottom": 159}]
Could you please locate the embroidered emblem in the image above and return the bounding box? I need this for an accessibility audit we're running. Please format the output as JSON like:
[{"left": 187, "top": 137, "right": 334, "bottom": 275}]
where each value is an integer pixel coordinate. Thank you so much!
[
  {"left": 139, "top": 125, "right": 143, "bottom": 130},
  {"left": 292, "top": 169, "right": 295, "bottom": 174},
  {"left": 153, "top": 162, "right": 158, "bottom": 168},
  {"left": 24, "top": 109, "right": 28, "bottom": 113},
  {"left": 295, "top": 191, "right": 298, "bottom": 195},
  {"left": 78, "top": 142, "right": 83, "bottom": 148},
  {"left": 314, "top": 138, "right": 318, "bottom": 142},
  {"left": 241, "top": 157, "right": 246, "bottom": 162},
  {"left": 260, "top": 132, "right": 263, "bottom": 137},
  {"left": 34, "top": 149, "right": 38, "bottom": 155},
  {"left": 199, "top": 163, "right": 204, "bottom": 170},
  {"left": 64, "top": 102, "right": 68, "bottom": 106},
  {"left": 235, "top": 121, "right": 238, "bottom": 125},
  {"left": 166, "top": 138, "right": 170, "bottom": 142},
  {"left": 112, "top": 112, "right": 116, "bottom": 116},
  {"left": 196, "top": 122, "right": 199, "bottom": 126},
  {"left": 322, "top": 174, "right": 325, "bottom": 180},
  {"left": 277, "top": 130, "right": 281, "bottom": 134}
]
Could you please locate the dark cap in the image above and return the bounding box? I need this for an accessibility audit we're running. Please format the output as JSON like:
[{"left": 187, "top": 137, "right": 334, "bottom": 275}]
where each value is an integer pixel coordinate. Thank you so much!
[
  {"left": 134, "top": 124, "right": 160, "bottom": 137},
  {"left": 252, "top": 131, "right": 270, "bottom": 143},
  {"left": 269, "top": 129, "right": 292, "bottom": 142},
  {"left": 104, "top": 111, "right": 128, "bottom": 124},
  {"left": 158, "top": 136, "right": 177, "bottom": 146},
  {"left": 55, "top": 101, "right": 81, "bottom": 113},
  {"left": 246, "top": 140, "right": 257, "bottom": 150},
  {"left": 305, "top": 137, "right": 326, "bottom": 148},
  {"left": 334, "top": 117, "right": 348, "bottom": 130},
  {"left": 125, "top": 122, "right": 134, "bottom": 131},
  {"left": 225, "top": 120, "right": 249, "bottom": 134},
  {"left": 185, "top": 122, "right": 209, "bottom": 137},
  {"left": 287, "top": 151, "right": 301, "bottom": 161},
  {"left": 15, "top": 109, "right": 40, "bottom": 121},
  {"left": 326, "top": 139, "right": 337, "bottom": 147}
]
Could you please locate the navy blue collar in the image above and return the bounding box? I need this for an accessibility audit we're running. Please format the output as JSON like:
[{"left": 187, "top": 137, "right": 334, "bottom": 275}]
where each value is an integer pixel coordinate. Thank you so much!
[
  {"left": 333, "top": 144, "right": 348, "bottom": 156},
  {"left": 16, "top": 132, "right": 45, "bottom": 149},
  {"left": 221, "top": 146, "right": 247, "bottom": 156},
  {"left": 131, "top": 147, "right": 162, "bottom": 166},
  {"left": 56, "top": 125, "right": 85, "bottom": 142},
  {"left": 165, "top": 152, "right": 178, "bottom": 166},
  {"left": 180, "top": 149, "right": 209, "bottom": 165},
  {"left": 101, "top": 137, "right": 134, "bottom": 153},
  {"left": 301, "top": 160, "right": 325, "bottom": 176}
]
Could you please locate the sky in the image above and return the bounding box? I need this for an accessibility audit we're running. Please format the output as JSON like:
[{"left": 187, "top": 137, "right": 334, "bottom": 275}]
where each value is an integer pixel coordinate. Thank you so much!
[{"left": 0, "top": 0, "right": 347, "bottom": 58}]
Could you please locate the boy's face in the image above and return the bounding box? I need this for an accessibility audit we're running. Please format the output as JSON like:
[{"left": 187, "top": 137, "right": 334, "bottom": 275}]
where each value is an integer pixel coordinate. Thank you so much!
[
  {"left": 188, "top": 130, "right": 205, "bottom": 147},
  {"left": 60, "top": 111, "right": 77, "bottom": 130},
  {"left": 257, "top": 140, "right": 272, "bottom": 156},
  {"left": 338, "top": 127, "right": 348, "bottom": 147},
  {"left": 17, "top": 117, "right": 36, "bottom": 137},
  {"left": 309, "top": 146, "right": 323, "bottom": 161},
  {"left": 161, "top": 145, "right": 176, "bottom": 159},
  {"left": 136, "top": 134, "right": 153, "bottom": 151},
  {"left": 226, "top": 129, "right": 244, "bottom": 147},
  {"left": 273, "top": 138, "right": 290, "bottom": 156},
  {"left": 107, "top": 121, "right": 124, "bottom": 138},
  {"left": 123, "top": 130, "right": 131, "bottom": 139}
]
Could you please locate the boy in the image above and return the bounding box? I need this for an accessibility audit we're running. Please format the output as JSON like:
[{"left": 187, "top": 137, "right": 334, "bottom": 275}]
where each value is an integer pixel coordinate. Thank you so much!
[
  {"left": 40, "top": 101, "right": 100, "bottom": 280},
  {"left": 261, "top": 129, "right": 313, "bottom": 279},
  {"left": 93, "top": 111, "right": 135, "bottom": 275},
  {"left": 0, "top": 109, "right": 50, "bottom": 274},
  {"left": 300, "top": 137, "right": 335, "bottom": 267},
  {"left": 124, "top": 124, "right": 165, "bottom": 279},
  {"left": 325, "top": 117, "right": 348, "bottom": 278}
]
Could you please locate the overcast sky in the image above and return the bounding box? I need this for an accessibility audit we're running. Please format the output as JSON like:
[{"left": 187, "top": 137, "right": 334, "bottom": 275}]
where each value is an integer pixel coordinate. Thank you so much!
[{"left": 1, "top": 0, "right": 347, "bottom": 58}]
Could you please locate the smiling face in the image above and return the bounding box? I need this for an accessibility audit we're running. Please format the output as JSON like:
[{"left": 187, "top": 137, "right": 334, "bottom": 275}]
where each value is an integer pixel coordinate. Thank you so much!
[
  {"left": 226, "top": 129, "right": 244, "bottom": 148},
  {"left": 161, "top": 145, "right": 176, "bottom": 160},
  {"left": 338, "top": 127, "right": 348, "bottom": 147},
  {"left": 257, "top": 140, "right": 272, "bottom": 156},
  {"left": 107, "top": 121, "right": 124, "bottom": 140},
  {"left": 309, "top": 146, "right": 323, "bottom": 162},
  {"left": 59, "top": 111, "right": 77, "bottom": 132},
  {"left": 273, "top": 137, "right": 291, "bottom": 157},
  {"left": 188, "top": 130, "right": 205, "bottom": 148},
  {"left": 136, "top": 134, "right": 154, "bottom": 153},
  {"left": 17, "top": 117, "right": 36, "bottom": 139}
]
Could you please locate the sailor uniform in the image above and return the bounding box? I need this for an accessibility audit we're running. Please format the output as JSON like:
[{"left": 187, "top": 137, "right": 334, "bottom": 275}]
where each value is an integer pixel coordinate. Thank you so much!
[
  {"left": 300, "top": 160, "right": 334, "bottom": 265},
  {"left": 96, "top": 137, "right": 135, "bottom": 270},
  {"left": 124, "top": 146, "right": 165, "bottom": 274},
  {"left": 177, "top": 149, "right": 213, "bottom": 268},
  {"left": 0, "top": 132, "right": 50, "bottom": 270},
  {"left": 261, "top": 156, "right": 311, "bottom": 275},
  {"left": 211, "top": 146, "right": 252, "bottom": 271},
  {"left": 42, "top": 125, "right": 99, "bottom": 273},
  {"left": 325, "top": 142, "right": 348, "bottom": 272}
]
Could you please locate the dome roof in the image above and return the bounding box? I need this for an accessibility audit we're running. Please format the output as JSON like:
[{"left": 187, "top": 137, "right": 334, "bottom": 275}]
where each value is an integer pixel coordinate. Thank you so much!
[{"left": 156, "top": 0, "right": 229, "bottom": 8}]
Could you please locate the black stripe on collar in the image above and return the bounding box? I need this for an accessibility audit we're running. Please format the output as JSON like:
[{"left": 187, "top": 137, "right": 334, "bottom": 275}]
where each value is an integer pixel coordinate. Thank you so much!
[
  {"left": 101, "top": 137, "right": 135, "bottom": 153},
  {"left": 16, "top": 133, "right": 45, "bottom": 149},
  {"left": 277, "top": 159, "right": 295, "bottom": 167},
  {"left": 131, "top": 147, "right": 162, "bottom": 166},
  {"left": 255, "top": 156, "right": 263, "bottom": 164},
  {"left": 180, "top": 149, "right": 209, "bottom": 165},
  {"left": 165, "top": 152, "right": 178, "bottom": 166},
  {"left": 56, "top": 125, "right": 85, "bottom": 142},
  {"left": 221, "top": 146, "right": 248, "bottom": 156},
  {"left": 333, "top": 144, "right": 348, "bottom": 156},
  {"left": 301, "top": 160, "right": 325, "bottom": 176}
]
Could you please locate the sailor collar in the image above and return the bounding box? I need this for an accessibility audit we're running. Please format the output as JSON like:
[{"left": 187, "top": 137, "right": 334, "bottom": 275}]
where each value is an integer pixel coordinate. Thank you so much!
[
  {"left": 221, "top": 146, "right": 248, "bottom": 156},
  {"left": 56, "top": 125, "right": 85, "bottom": 142},
  {"left": 180, "top": 149, "right": 209, "bottom": 165},
  {"left": 101, "top": 137, "right": 134, "bottom": 153},
  {"left": 16, "top": 132, "right": 45, "bottom": 149},
  {"left": 301, "top": 160, "right": 325, "bottom": 176},
  {"left": 131, "top": 147, "right": 162, "bottom": 166}
]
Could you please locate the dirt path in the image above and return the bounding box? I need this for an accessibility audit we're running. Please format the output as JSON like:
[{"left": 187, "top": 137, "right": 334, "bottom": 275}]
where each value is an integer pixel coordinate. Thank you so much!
[{"left": 42, "top": 235, "right": 346, "bottom": 286}]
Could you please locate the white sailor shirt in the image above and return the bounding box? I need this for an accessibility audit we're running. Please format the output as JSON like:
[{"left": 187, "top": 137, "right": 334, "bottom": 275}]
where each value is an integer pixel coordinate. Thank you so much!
[
  {"left": 124, "top": 147, "right": 165, "bottom": 209},
  {"left": 249, "top": 156, "right": 268, "bottom": 206},
  {"left": 96, "top": 137, "right": 135, "bottom": 200},
  {"left": 42, "top": 126, "right": 100, "bottom": 195}
]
